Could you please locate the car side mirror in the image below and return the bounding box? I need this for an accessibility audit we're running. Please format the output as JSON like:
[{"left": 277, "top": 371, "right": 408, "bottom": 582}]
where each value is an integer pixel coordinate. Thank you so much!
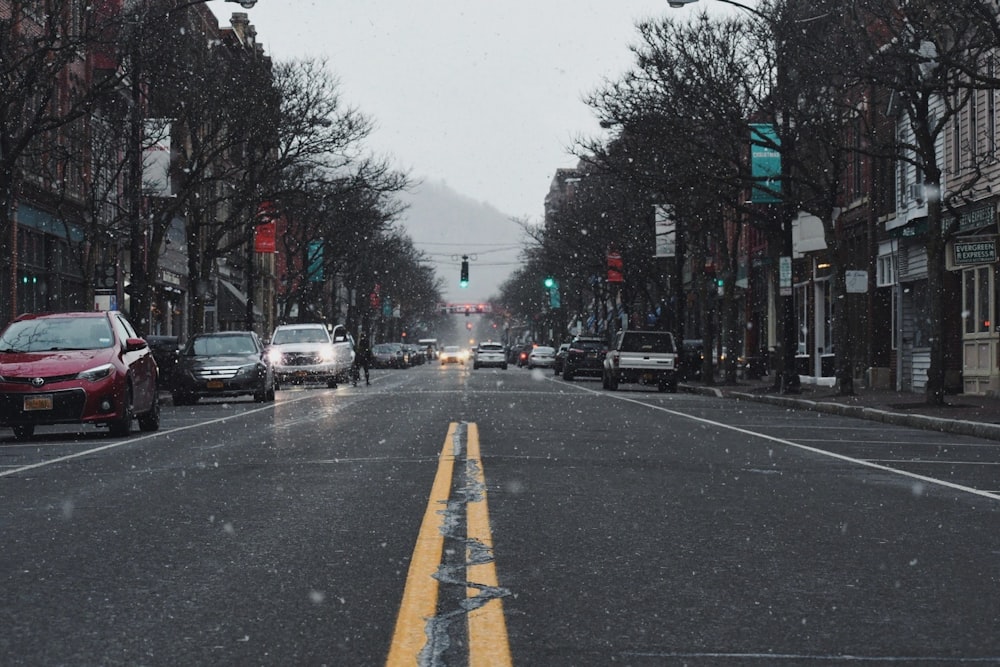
[{"left": 126, "top": 338, "right": 148, "bottom": 352}]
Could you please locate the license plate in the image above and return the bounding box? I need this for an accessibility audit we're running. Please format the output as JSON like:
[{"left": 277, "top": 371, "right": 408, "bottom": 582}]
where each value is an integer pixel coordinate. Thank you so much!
[
  {"left": 206, "top": 380, "right": 224, "bottom": 390},
  {"left": 24, "top": 395, "right": 53, "bottom": 411},
  {"left": 642, "top": 373, "right": 654, "bottom": 383}
]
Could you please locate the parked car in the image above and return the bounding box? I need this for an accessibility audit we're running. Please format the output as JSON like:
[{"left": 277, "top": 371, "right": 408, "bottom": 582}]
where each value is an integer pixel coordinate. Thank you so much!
[
  {"left": 516, "top": 343, "right": 536, "bottom": 367},
  {"left": 171, "top": 331, "right": 275, "bottom": 405},
  {"left": 527, "top": 345, "right": 556, "bottom": 369},
  {"left": 552, "top": 343, "right": 570, "bottom": 375},
  {"left": 267, "top": 323, "right": 354, "bottom": 388},
  {"left": 440, "top": 345, "right": 466, "bottom": 364},
  {"left": 372, "top": 343, "right": 401, "bottom": 368},
  {"left": 473, "top": 341, "right": 507, "bottom": 369},
  {"left": 0, "top": 311, "right": 160, "bottom": 440},
  {"left": 145, "top": 335, "right": 181, "bottom": 389},
  {"left": 562, "top": 336, "right": 608, "bottom": 380},
  {"left": 603, "top": 329, "right": 679, "bottom": 392}
]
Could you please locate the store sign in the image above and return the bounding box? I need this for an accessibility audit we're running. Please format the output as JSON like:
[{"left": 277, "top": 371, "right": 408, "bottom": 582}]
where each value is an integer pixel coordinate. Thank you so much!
[{"left": 953, "top": 239, "right": 997, "bottom": 265}]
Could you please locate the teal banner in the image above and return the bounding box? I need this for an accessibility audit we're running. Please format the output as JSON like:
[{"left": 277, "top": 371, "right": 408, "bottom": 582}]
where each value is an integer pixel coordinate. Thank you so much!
[
  {"left": 750, "top": 124, "right": 781, "bottom": 203},
  {"left": 308, "top": 240, "right": 324, "bottom": 282}
]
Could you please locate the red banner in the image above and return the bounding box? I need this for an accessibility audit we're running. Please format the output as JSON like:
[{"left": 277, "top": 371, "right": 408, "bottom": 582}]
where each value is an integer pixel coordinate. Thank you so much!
[
  {"left": 254, "top": 221, "right": 276, "bottom": 253},
  {"left": 607, "top": 251, "right": 624, "bottom": 283}
]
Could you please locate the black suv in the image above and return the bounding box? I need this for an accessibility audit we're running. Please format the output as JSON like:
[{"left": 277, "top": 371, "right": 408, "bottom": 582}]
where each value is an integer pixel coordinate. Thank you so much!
[{"left": 562, "top": 336, "right": 608, "bottom": 380}]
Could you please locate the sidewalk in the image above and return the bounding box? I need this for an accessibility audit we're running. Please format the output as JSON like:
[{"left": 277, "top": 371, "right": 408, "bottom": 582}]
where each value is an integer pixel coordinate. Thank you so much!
[{"left": 681, "top": 377, "right": 1000, "bottom": 442}]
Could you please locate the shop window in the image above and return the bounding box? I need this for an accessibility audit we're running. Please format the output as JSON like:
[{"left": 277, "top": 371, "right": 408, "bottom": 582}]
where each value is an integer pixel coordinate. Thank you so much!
[
  {"left": 795, "top": 283, "right": 808, "bottom": 355},
  {"left": 963, "top": 266, "right": 993, "bottom": 335}
]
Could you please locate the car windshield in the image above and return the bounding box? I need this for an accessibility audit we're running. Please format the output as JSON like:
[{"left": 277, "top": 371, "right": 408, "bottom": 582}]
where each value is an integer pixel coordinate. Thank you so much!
[
  {"left": 271, "top": 328, "right": 329, "bottom": 345},
  {"left": 189, "top": 335, "right": 256, "bottom": 356},
  {"left": 0, "top": 317, "right": 112, "bottom": 352}
]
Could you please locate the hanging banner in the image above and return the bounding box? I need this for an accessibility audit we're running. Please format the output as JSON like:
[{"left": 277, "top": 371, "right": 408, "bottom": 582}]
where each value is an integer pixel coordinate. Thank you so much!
[
  {"left": 254, "top": 223, "right": 276, "bottom": 253},
  {"left": 142, "top": 119, "right": 172, "bottom": 196},
  {"left": 750, "top": 123, "right": 782, "bottom": 203},
  {"left": 654, "top": 205, "right": 676, "bottom": 258},
  {"left": 607, "top": 250, "right": 624, "bottom": 283},
  {"left": 308, "top": 240, "right": 324, "bottom": 282},
  {"left": 254, "top": 202, "right": 277, "bottom": 253}
]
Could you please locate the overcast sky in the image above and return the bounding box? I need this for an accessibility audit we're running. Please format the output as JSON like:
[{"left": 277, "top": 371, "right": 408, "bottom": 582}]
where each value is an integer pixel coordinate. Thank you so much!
[{"left": 207, "top": 0, "right": 743, "bottom": 222}]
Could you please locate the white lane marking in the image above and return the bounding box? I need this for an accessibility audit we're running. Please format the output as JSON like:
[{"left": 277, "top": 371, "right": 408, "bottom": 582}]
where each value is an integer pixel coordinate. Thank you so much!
[
  {"left": 560, "top": 379, "right": 1000, "bottom": 502},
  {"left": 0, "top": 392, "right": 321, "bottom": 479}
]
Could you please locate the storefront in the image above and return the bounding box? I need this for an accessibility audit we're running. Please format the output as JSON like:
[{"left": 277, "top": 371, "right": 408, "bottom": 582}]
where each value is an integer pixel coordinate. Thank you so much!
[{"left": 947, "top": 203, "right": 1000, "bottom": 395}]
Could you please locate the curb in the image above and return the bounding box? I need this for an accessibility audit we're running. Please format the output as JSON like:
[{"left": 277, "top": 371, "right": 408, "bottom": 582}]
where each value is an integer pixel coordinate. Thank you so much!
[{"left": 681, "top": 384, "right": 1000, "bottom": 443}]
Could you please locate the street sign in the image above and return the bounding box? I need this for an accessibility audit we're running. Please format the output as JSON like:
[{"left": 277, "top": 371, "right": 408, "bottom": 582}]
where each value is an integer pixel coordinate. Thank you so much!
[
  {"left": 779, "top": 256, "right": 792, "bottom": 296},
  {"left": 94, "top": 264, "right": 117, "bottom": 291}
]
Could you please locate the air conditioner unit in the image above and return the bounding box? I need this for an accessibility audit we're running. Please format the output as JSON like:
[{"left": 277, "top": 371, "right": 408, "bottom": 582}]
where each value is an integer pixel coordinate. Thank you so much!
[{"left": 908, "top": 183, "right": 924, "bottom": 204}]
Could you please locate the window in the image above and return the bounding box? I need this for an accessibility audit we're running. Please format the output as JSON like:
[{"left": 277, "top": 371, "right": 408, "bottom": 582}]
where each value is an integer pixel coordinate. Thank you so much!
[
  {"left": 953, "top": 92, "right": 963, "bottom": 174},
  {"left": 969, "top": 89, "right": 979, "bottom": 162},
  {"left": 796, "top": 283, "right": 808, "bottom": 355},
  {"left": 963, "top": 267, "right": 993, "bottom": 335},
  {"left": 877, "top": 251, "right": 897, "bottom": 287},
  {"left": 989, "top": 58, "right": 997, "bottom": 157}
]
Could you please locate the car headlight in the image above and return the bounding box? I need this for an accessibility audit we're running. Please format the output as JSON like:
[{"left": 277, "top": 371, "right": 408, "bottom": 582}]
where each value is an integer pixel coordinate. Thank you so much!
[
  {"left": 319, "top": 346, "right": 336, "bottom": 363},
  {"left": 236, "top": 364, "right": 263, "bottom": 378},
  {"left": 77, "top": 363, "right": 114, "bottom": 382},
  {"left": 267, "top": 349, "right": 283, "bottom": 364}
]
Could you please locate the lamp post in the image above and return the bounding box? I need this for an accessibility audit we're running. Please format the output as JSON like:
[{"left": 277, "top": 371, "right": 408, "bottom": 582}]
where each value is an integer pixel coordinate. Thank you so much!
[{"left": 667, "top": 0, "right": 800, "bottom": 392}]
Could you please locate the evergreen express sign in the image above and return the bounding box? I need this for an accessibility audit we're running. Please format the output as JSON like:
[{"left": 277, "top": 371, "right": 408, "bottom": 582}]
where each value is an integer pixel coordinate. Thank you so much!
[{"left": 953, "top": 239, "right": 997, "bottom": 265}]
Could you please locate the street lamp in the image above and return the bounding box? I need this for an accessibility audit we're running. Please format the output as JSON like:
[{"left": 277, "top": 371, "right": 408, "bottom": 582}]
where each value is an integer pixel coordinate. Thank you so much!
[
  {"left": 668, "top": 0, "right": 801, "bottom": 393},
  {"left": 225, "top": 0, "right": 259, "bottom": 7},
  {"left": 667, "top": 0, "right": 768, "bottom": 20}
]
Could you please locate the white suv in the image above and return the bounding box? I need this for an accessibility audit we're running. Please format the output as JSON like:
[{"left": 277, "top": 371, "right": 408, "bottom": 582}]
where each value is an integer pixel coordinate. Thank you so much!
[
  {"left": 473, "top": 342, "right": 508, "bottom": 369},
  {"left": 267, "top": 323, "right": 354, "bottom": 388}
]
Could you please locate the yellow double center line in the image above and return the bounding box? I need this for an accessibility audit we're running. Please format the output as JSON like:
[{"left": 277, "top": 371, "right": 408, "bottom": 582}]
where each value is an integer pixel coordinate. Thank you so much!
[{"left": 386, "top": 422, "right": 512, "bottom": 666}]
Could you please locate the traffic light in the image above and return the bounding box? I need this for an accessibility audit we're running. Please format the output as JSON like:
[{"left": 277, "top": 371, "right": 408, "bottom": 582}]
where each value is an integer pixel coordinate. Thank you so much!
[
  {"left": 460, "top": 257, "right": 469, "bottom": 288},
  {"left": 544, "top": 276, "right": 560, "bottom": 308}
]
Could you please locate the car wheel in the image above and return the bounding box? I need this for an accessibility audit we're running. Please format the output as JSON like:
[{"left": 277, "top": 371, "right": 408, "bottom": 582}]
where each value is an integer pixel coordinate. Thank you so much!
[
  {"left": 13, "top": 424, "right": 35, "bottom": 441},
  {"left": 501, "top": 364, "right": 507, "bottom": 370},
  {"left": 327, "top": 379, "right": 338, "bottom": 389},
  {"left": 138, "top": 395, "right": 160, "bottom": 432},
  {"left": 109, "top": 384, "right": 134, "bottom": 437},
  {"left": 254, "top": 386, "right": 267, "bottom": 402},
  {"left": 563, "top": 367, "right": 574, "bottom": 381},
  {"left": 657, "top": 380, "right": 668, "bottom": 393}
]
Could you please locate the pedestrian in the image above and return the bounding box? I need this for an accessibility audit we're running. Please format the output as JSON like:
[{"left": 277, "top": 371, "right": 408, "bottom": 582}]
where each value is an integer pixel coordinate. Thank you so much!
[{"left": 355, "top": 333, "right": 372, "bottom": 385}]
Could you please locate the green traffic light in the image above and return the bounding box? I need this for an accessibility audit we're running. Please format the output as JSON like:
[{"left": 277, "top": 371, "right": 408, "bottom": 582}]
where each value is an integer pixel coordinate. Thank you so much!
[
  {"left": 543, "top": 276, "right": 555, "bottom": 288},
  {"left": 460, "top": 279, "right": 469, "bottom": 288}
]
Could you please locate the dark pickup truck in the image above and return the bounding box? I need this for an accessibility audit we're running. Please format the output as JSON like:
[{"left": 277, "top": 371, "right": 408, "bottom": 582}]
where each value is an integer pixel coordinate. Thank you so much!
[{"left": 602, "top": 329, "right": 679, "bottom": 392}]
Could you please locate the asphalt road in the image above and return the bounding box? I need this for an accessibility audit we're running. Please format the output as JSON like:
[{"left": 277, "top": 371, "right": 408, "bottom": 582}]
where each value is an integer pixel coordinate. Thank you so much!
[{"left": 2, "top": 363, "right": 999, "bottom": 666}]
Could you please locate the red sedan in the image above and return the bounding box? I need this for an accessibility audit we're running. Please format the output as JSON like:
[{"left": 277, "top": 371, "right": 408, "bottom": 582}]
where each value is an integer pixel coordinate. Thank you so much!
[{"left": 0, "top": 311, "right": 160, "bottom": 440}]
